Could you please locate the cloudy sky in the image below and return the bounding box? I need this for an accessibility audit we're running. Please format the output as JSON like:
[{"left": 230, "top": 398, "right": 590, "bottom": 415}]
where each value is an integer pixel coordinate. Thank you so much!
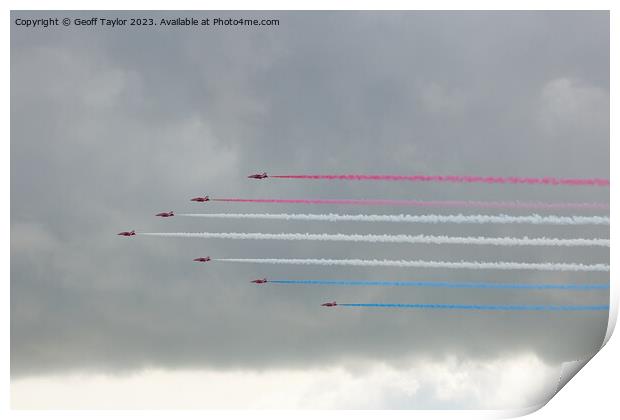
[{"left": 11, "top": 11, "right": 609, "bottom": 409}]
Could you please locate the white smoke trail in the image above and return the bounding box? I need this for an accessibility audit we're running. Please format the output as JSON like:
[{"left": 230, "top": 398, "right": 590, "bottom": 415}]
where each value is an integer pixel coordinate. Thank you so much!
[
  {"left": 176, "top": 213, "right": 610, "bottom": 225},
  {"left": 139, "top": 232, "right": 609, "bottom": 247},
  {"left": 213, "top": 258, "right": 609, "bottom": 272}
]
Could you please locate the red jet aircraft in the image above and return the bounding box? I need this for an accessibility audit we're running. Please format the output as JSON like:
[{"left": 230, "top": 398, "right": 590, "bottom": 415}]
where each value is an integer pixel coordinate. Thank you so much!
[
  {"left": 193, "top": 257, "right": 211, "bottom": 262},
  {"left": 247, "top": 172, "right": 268, "bottom": 179},
  {"left": 321, "top": 301, "right": 338, "bottom": 307},
  {"left": 117, "top": 230, "right": 136, "bottom": 236},
  {"left": 251, "top": 278, "right": 268, "bottom": 284},
  {"left": 155, "top": 211, "right": 174, "bottom": 217},
  {"left": 190, "top": 196, "right": 210, "bottom": 202}
]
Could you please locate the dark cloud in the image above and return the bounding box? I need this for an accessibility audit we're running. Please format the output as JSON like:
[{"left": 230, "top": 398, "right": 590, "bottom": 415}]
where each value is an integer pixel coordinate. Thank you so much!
[{"left": 11, "top": 11, "right": 609, "bottom": 377}]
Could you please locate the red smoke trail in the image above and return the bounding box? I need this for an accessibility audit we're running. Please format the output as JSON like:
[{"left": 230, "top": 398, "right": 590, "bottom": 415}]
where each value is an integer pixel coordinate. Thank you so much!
[
  {"left": 270, "top": 174, "right": 609, "bottom": 186},
  {"left": 210, "top": 198, "right": 608, "bottom": 210}
]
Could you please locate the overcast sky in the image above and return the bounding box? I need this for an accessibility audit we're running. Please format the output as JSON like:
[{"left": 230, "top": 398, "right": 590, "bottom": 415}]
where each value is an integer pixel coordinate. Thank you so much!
[{"left": 11, "top": 11, "right": 609, "bottom": 409}]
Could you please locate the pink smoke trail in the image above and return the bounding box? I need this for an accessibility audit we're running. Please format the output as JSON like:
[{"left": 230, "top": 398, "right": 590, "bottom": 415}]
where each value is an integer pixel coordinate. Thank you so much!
[
  {"left": 211, "top": 198, "right": 608, "bottom": 210},
  {"left": 269, "top": 174, "right": 609, "bottom": 186}
]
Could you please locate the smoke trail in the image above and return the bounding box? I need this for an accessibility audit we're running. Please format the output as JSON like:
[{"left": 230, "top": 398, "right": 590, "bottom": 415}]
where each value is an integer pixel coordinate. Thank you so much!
[
  {"left": 268, "top": 280, "right": 609, "bottom": 290},
  {"left": 211, "top": 198, "right": 609, "bottom": 210},
  {"left": 214, "top": 258, "right": 609, "bottom": 272},
  {"left": 177, "top": 212, "right": 610, "bottom": 225},
  {"left": 337, "top": 303, "right": 609, "bottom": 311},
  {"left": 270, "top": 174, "right": 610, "bottom": 186},
  {"left": 139, "top": 232, "right": 609, "bottom": 247}
]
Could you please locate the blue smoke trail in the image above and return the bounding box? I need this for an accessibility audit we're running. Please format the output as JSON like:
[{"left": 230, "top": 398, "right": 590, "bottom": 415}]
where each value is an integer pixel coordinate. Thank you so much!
[
  {"left": 268, "top": 280, "right": 609, "bottom": 290},
  {"left": 338, "top": 304, "right": 609, "bottom": 311}
]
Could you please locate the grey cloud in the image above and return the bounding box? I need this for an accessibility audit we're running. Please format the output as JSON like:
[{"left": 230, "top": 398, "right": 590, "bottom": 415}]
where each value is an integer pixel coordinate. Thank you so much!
[{"left": 11, "top": 11, "right": 609, "bottom": 380}]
